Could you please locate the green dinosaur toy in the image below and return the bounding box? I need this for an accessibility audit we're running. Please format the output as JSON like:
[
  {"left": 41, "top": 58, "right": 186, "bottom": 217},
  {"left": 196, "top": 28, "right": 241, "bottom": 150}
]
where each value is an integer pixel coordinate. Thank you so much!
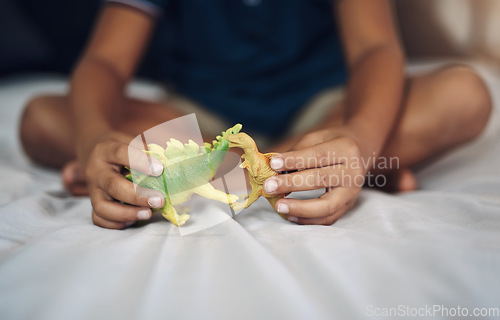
[{"left": 126, "top": 124, "right": 243, "bottom": 226}]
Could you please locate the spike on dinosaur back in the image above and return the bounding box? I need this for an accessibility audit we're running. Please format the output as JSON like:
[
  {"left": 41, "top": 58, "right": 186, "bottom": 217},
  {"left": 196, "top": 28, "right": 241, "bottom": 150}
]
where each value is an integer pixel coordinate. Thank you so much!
[
  {"left": 144, "top": 143, "right": 169, "bottom": 163},
  {"left": 164, "top": 138, "right": 184, "bottom": 159},
  {"left": 183, "top": 140, "right": 200, "bottom": 157}
]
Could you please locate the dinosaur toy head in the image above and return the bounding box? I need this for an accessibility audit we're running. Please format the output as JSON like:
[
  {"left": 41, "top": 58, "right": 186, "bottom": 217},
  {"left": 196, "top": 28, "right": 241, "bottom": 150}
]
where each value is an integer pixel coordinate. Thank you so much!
[
  {"left": 204, "top": 123, "right": 243, "bottom": 152},
  {"left": 202, "top": 123, "right": 243, "bottom": 176},
  {"left": 226, "top": 132, "right": 254, "bottom": 149},
  {"left": 226, "top": 123, "right": 243, "bottom": 135}
]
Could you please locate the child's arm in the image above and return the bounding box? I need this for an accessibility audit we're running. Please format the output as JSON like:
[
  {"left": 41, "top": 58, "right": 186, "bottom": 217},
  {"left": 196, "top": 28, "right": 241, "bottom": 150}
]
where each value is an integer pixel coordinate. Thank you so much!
[
  {"left": 71, "top": 5, "right": 165, "bottom": 229},
  {"left": 72, "top": 5, "right": 153, "bottom": 163},
  {"left": 264, "top": 0, "right": 405, "bottom": 224}
]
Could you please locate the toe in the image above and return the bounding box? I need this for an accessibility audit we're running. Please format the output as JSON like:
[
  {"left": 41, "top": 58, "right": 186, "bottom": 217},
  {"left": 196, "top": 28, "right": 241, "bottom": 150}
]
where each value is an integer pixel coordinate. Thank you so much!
[
  {"left": 62, "top": 160, "right": 89, "bottom": 196},
  {"left": 398, "top": 168, "right": 417, "bottom": 192}
]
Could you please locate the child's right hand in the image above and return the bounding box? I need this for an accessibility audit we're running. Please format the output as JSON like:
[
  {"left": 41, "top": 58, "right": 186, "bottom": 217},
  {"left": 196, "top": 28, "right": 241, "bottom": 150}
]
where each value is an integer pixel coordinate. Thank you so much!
[{"left": 81, "top": 131, "right": 165, "bottom": 229}]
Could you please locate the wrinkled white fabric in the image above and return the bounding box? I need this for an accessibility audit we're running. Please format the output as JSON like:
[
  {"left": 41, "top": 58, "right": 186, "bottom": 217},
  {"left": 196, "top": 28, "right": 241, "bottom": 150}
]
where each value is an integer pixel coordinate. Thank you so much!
[{"left": 0, "top": 62, "right": 499, "bottom": 320}]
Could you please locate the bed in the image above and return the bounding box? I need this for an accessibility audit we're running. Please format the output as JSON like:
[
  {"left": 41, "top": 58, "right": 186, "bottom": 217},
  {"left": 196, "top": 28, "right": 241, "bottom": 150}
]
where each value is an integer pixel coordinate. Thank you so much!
[{"left": 1, "top": 61, "right": 499, "bottom": 320}]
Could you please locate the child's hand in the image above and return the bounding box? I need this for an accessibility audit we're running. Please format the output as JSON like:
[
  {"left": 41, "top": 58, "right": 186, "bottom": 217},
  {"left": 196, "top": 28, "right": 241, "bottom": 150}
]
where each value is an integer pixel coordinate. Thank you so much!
[
  {"left": 264, "top": 127, "right": 369, "bottom": 225},
  {"left": 82, "top": 132, "right": 165, "bottom": 229}
]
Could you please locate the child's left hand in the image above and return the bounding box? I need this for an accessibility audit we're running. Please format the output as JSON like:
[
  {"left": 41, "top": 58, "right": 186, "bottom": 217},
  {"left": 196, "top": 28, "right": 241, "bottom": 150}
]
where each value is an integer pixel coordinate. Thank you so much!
[{"left": 264, "top": 126, "right": 371, "bottom": 225}]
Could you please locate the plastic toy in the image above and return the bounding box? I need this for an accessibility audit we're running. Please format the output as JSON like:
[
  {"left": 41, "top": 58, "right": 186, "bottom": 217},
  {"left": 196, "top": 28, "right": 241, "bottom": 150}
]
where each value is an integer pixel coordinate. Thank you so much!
[
  {"left": 126, "top": 124, "right": 242, "bottom": 226},
  {"left": 126, "top": 124, "right": 286, "bottom": 226}
]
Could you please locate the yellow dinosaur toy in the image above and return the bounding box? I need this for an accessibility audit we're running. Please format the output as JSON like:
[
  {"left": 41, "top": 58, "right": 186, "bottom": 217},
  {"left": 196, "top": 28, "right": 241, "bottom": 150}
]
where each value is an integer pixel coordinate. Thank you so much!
[{"left": 227, "top": 132, "right": 287, "bottom": 218}]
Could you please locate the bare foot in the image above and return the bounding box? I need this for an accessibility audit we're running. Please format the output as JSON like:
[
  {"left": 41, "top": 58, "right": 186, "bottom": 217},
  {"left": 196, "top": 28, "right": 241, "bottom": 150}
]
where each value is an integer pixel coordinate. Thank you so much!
[
  {"left": 369, "top": 167, "right": 417, "bottom": 193},
  {"left": 397, "top": 168, "right": 418, "bottom": 192},
  {"left": 62, "top": 160, "right": 89, "bottom": 196}
]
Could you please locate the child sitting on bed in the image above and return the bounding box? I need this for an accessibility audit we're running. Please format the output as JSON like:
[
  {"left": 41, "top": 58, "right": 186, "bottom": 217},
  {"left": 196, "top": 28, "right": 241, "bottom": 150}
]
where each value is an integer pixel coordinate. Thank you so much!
[{"left": 19, "top": 0, "right": 491, "bottom": 229}]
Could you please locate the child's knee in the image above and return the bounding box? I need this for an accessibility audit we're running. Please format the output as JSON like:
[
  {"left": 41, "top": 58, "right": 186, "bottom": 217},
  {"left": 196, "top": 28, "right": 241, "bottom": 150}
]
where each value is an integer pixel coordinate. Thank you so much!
[
  {"left": 20, "top": 95, "right": 56, "bottom": 161},
  {"left": 439, "top": 65, "right": 492, "bottom": 138},
  {"left": 21, "top": 96, "right": 46, "bottom": 143}
]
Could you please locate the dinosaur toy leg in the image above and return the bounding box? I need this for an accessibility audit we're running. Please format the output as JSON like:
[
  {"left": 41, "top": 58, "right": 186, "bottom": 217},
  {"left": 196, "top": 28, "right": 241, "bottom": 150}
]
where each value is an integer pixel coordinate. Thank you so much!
[
  {"left": 230, "top": 184, "right": 262, "bottom": 211},
  {"left": 159, "top": 203, "right": 190, "bottom": 226},
  {"left": 243, "top": 186, "right": 261, "bottom": 208},
  {"left": 192, "top": 183, "right": 239, "bottom": 205}
]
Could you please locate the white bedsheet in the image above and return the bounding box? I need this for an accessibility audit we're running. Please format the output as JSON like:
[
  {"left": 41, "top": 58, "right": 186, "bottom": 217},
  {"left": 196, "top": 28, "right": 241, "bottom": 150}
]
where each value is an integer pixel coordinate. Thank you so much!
[{"left": 1, "top": 62, "right": 500, "bottom": 320}]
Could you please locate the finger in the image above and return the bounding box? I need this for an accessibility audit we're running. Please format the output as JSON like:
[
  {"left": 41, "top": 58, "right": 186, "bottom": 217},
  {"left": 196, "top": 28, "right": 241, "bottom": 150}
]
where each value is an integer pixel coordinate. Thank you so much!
[
  {"left": 90, "top": 188, "right": 153, "bottom": 222},
  {"left": 97, "top": 170, "right": 165, "bottom": 209},
  {"left": 287, "top": 204, "right": 351, "bottom": 226},
  {"left": 274, "top": 187, "right": 357, "bottom": 219},
  {"left": 290, "top": 132, "right": 329, "bottom": 151},
  {"left": 269, "top": 140, "right": 340, "bottom": 172},
  {"left": 269, "top": 149, "right": 334, "bottom": 173},
  {"left": 264, "top": 165, "right": 363, "bottom": 194},
  {"left": 270, "top": 137, "right": 360, "bottom": 172},
  {"left": 101, "top": 141, "right": 164, "bottom": 176},
  {"left": 68, "top": 183, "right": 89, "bottom": 196},
  {"left": 92, "top": 210, "right": 136, "bottom": 230}
]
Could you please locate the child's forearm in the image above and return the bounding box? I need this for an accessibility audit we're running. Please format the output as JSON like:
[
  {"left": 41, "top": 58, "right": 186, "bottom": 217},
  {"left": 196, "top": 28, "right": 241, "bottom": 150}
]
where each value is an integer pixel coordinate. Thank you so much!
[
  {"left": 69, "top": 56, "right": 129, "bottom": 163},
  {"left": 340, "top": 44, "right": 405, "bottom": 158},
  {"left": 266, "top": 45, "right": 405, "bottom": 157}
]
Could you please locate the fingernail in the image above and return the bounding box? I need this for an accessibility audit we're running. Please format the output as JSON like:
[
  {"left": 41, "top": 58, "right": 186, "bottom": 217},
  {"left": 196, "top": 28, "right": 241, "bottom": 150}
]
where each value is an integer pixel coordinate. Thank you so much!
[
  {"left": 137, "top": 209, "right": 151, "bottom": 220},
  {"left": 270, "top": 157, "right": 284, "bottom": 171},
  {"left": 264, "top": 179, "right": 278, "bottom": 193},
  {"left": 287, "top": 216, "right": 298, "bottom": 223},
  {"left": 148, "top": 197, "right": 163, "bottom": 208},
  {"left": 277, "top": 203, "right": 289, "bottom": 214},
  {"left": 151, "top": 161, "right": 163, "bottom": 176},
  {"left": 124, "top": 221, "right": 135, "bottom": 227}
]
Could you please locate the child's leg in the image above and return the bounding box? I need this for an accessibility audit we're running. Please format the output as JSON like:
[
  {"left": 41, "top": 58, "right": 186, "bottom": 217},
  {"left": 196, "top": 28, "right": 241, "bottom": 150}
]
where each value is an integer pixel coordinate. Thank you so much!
[
  {"left": 20, "top": 96, "right": 75, "bottom": 168},
  {"left": 20, "top": 64, "right": 492, "bottom": 194},
  {"left": 20, "top": 95, "right": 184, "bottom": 168},
  {"left": 381, "top": 64, "right": 492, "bottom": 169},
  {"left": 274, "top": 64, "right": 492, "bottom": 190},
  {"left": 20, "top": 95, "right": 185, "bottom": 194},
  {"left": 345, "top": 64, "right": 491, "bottom": 190}
]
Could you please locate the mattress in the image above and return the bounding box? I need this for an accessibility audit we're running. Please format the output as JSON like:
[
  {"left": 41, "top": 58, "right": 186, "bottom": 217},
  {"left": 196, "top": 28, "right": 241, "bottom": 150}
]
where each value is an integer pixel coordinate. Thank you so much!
[{"left": 1, "top": 61, "right": 499, "bottom": 320}]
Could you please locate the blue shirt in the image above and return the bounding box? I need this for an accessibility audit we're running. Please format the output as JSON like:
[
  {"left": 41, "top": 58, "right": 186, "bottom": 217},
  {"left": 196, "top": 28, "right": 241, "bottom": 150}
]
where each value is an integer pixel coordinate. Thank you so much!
[{"left": 108, "top": 0, "right": 347, "bottom": 136}]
